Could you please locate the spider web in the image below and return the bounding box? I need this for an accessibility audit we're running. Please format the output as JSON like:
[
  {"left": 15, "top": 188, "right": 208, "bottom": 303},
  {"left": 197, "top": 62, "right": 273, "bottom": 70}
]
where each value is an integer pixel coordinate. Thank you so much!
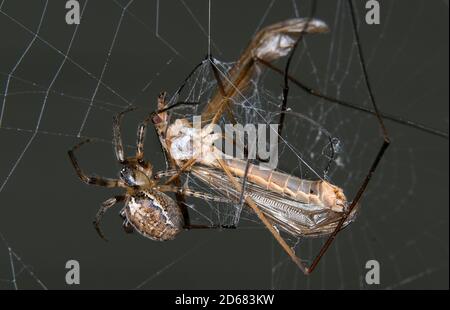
[{"left": 0, "top": 0, "right": 448, "bottom": 289}]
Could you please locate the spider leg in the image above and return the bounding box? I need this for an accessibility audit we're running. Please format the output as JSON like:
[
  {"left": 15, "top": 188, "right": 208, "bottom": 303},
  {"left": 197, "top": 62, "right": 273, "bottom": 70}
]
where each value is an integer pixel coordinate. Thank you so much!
[
  {"left": 94, "top": 195, "right": 126, "bottom": 241},
  {"left": 122, "top": 220, "right": 135, "bottom": 234},
  {"left": 136, "top": 99, "right": 199, "bottom": 162},
  {"left": 68, "top": 139, "right": 124, "bottom": 188},
  {"left": 136, "top": 119, "right": 148, "bottom": 162},
  {"left": 113, "top": 107, "right": 136, "bottom": 163},
  {"left": 119, "top": 208, "right": 134, "bottom": 234}
]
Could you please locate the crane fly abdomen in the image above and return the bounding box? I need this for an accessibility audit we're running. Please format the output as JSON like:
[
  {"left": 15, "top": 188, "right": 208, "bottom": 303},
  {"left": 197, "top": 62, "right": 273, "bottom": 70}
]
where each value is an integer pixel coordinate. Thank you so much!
[
  {"left": 164, "top": 119, "right": 353, "bottom": 237},
  {"left": 165, "top": 121, "right": 348, "bottom": 213},
  {"left": 220, "top": 159, "right": 348, "bottom": 213},
  {"left": 191, "top": 165, "right": 358, "bottom": 238},
  {"left": 125, "top": 189, "right": 184, "bottom": 241}
]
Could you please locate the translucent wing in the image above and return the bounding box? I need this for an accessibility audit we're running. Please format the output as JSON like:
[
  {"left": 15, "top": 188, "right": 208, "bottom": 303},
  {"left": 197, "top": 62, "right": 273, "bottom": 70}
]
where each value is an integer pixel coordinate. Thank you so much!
[{"left": 190, "top": 165, "right": 357, "bottom": 238}]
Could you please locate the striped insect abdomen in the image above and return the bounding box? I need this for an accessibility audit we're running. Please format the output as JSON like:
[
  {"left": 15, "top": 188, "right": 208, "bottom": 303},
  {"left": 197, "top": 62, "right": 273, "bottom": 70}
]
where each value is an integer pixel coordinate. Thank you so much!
[{"left": 218, "top": 159, "right": 348, "bottom": 212}]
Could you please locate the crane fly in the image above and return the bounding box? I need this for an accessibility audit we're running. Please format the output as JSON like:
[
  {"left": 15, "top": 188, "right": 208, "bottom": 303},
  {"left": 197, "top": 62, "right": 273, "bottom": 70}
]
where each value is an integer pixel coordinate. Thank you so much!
[
  {"left": 69, "top": 2, "right": 447, "bottom": 275},
  {"left": 152, "top": 17, "right": 360, "bottom": 274}
]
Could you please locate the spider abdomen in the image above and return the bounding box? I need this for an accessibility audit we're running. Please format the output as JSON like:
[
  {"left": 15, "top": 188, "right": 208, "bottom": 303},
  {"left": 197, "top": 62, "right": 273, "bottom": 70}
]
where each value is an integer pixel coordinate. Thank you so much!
[{"left": 125, "top": 190, "right": 184, "bottom": 241}]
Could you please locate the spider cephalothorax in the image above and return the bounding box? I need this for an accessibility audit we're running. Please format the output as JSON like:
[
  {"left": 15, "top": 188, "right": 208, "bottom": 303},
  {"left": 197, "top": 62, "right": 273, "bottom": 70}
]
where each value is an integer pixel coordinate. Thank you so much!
[{"left": 119, "top": 160, "right": 153, "bottom": 187}]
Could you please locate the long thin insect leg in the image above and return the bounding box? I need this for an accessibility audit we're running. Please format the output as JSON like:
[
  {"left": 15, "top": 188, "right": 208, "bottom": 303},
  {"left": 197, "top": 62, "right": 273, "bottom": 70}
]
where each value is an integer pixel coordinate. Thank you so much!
[
  {"left": 255, "top": 57, "right": 449, "bottom": 139},
  {"left": 278, "top": 1, "right": 317, "bottom": 138},
  {"left": 306, "top": 0, "right": 391, "bottom": 274},
  {"left": 155, "top": 101, "right": 200, "bottom": 115},
  {"left": 173, "top": 57, "right": 209, "bottom": 97},
  {"left": 278, "top": 37, "right": 301, "bottom": 139},
  {"left": 215, "top": 157, "right": 309, "bottom": 274},
  {"left": 208, "top": 56, "right": 238, "bottom": 125}
]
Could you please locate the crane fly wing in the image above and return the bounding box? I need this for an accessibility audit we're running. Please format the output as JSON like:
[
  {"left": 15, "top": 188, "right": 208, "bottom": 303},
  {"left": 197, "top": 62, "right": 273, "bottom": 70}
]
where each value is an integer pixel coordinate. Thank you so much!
[
  {"left": 190, "top": 165, "right": 356, "bottom": 238},
  {"left": 201, "top": 18, "right": 329, "bottom": 123}
]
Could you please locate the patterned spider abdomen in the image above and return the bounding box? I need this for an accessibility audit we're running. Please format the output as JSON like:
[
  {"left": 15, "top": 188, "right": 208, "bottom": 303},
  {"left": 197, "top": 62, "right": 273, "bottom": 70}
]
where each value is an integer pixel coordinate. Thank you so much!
[{"left": 124, "top": 189, "right": 184, "bottom": 241}]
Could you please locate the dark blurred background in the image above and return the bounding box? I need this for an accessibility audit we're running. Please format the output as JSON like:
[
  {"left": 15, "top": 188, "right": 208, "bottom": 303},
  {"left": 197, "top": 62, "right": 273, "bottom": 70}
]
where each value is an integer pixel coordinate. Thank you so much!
[{"left": 0, "top": 0, "right": 448, "bottom": 289}]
